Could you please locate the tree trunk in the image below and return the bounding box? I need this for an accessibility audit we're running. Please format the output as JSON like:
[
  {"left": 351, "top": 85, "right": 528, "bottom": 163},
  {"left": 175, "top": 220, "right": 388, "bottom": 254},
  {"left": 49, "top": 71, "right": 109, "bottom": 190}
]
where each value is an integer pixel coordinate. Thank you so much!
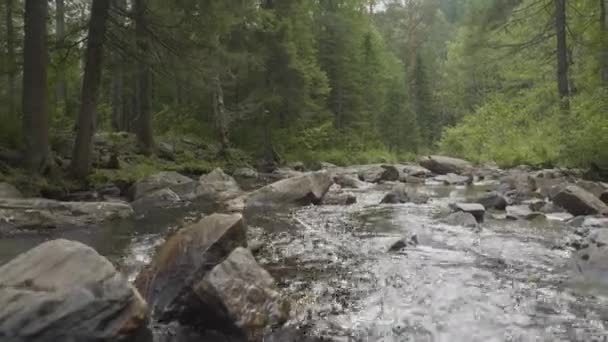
[
  {"left": 55, "top": 0, "right": 68, "bottom": 116},
  {"left": 22, "top": 0, "right": 50, "bottom": 172},
  {"left": 555, "top": 0, "right": 570, "bottom": 107},
  {"left": 71, "top": 0, "right": 111, "bottom": 178},
  {"left": 213, "top": 73, "right": 229, "bottom": 152},
  {"left": 6, "top": 0, "right": 15, "bottom": 116},
  {"left": 134, "top": 0, "right": 154, "bottom": 155},
  {"left": 601, "top": 0, "right": 608, "bottom": 86},
  {"left": 111, "top": 0, "right": 127, "bottom": 131}
]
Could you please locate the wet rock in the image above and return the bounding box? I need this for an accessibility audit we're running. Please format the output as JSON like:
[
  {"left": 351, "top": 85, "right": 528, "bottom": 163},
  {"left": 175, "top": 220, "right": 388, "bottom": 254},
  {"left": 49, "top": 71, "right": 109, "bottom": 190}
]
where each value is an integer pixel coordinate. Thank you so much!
[
  {"left": 246, "top": 171, "right": 333, "bottom": 208},
  {"left": 379, "top": 184, "right": 426, "bottom": 204},
  {"left": 523, "top": 198, "right": 546, "bottom": 212},
  {"left": 506, "top": 205, "right": 545, "bottom": 220},
  {"left": 553, "top": 185, "right": 608, "bottom": 216},
  {"left": 130, "top": 171, "right": 194, "bottom": 201},
  {"left": 194, "top": 247, "right": 289, "bottom": 339},
  {"left": 333, "top": 173, "right": 367, "bottom": 189},
  {"left": 402, "top": 164, "right": 433, "bottom": 178},
  {"left": 0, "top": 182, "right": 22, "bottom": 198},
  {"left": 440, "top": 212, "right": 478, "bottom": 228},
  {"left": 601, "top": 191, "right": 608, "bottom": 205},
  {"left": 575, "top": 180, "right": 607, "bottom": 198},
  {"left": 388, "top": 235, "right": 419, "bottom": 252},
  {"left": 435, "top": 173, "right": 472, "bottom": 185},
  {"left": 199, "top": 168, "right": 241, "bottom": 196},
  {"left": 581, "top": 217, "right": 608, "bottom": 228},
  {"left": 322, "top": 192, "right": 357, "bottom": 206},
  {"left": 469, "top": 191, "right": 508, "bottom": 210},
  {"left": 131, "top": 188, "right": 184, "bottom": 213},
  {"left": 419, "top": 155, "right": 472, "bottom": 175},
  {"left": 234, "top": 167, "right": 259, "bottom": 179},
  {"left": 0, "top": 198, "right": 134, "bottom": 231},
  {"left": 358, "top": 165, "right": 400, "bottom": 183},
  {"left": 136, "top": 214, "right": 246, "bottom": 324},
  {"left": 451, "top": 203, "right": 485, "bottom": 223},
  {"left": 0, "top": 239, "right": 148, "bottom": 341}
]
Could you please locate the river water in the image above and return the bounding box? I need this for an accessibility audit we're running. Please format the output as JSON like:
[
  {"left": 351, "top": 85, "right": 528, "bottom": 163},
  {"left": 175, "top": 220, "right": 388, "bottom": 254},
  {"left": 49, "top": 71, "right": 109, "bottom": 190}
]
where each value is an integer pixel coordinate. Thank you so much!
[{"left": 1, "top": 181, "right": 607, "bottom": 341}]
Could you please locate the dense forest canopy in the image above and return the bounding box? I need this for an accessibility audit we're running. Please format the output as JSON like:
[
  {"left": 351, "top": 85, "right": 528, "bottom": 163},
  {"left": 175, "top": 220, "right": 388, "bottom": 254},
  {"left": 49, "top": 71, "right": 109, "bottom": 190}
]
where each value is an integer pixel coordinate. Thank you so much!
[{"left": 0, "top": 0, "right": 606, "bottom": 185}]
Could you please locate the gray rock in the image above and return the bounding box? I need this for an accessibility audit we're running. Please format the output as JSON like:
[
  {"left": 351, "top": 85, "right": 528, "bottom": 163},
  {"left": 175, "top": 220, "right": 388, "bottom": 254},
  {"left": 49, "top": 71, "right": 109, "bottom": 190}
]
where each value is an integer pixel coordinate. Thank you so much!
[
  {"left": 194, "top": 247, "right": 289, "bottom": 339},
  {"left": 435, "top": 173, "right": 471, "bottom": 185},
  {"left": 358, "top": 165, "right": 400, "bottom": 183},
  {"left": 402, "top": 164, "right": 433, "bottom": 178},
  {"left": 246, "top": 171, "right": 333, "bottom": 208},
  {"left": 582, "top": 217, "right": 608, "bottom": 228},
  {"left": 272, "top": 168, "right": 304, "bottom": 180},
  {"left": 199, "top": 168, "right": 241, "bottom": 195},
  {"left": 575, "top": 180, "right": 607, "bottom": 198},
  {"left": 469, "top": 191, "right": 508, "bottom": 210},
  {"left": 0, "top": 182, "right": 22, "bottom": 198},
  {"left": 440, "top": 211, "right": 478, "bottom": 228},
  {"left": 333, "top": 173, "right": 367, "bottom": 189},
  {"left": 601, "top": 191, "right": 608, "bottom": 205},
  {"left": 451, "top": 203, "right": 485, "bottom": 223},
  {"left": 322, "top": 192, "right": 357, "bottom": 206},
  {"left": 157, "top": 141, "right": 176, "bottom": 161},
  {"left": 388, "top": 235, "right": 419, "bottom": 252},
  {"left": 523, "top": 198, "right": 546, "bottom": 212},
  {"left": 130, "top": 171, "right": 193, "bottom": 201},
  {"left": 506, "top": 205, "right": 545, "bottom": 220},
  {"left": 131, "top": 188, "right": 184, "bottom": 213},
  {"left": 135, "top": 213, "right": 247, "bottom": 322},
  {"left": 381, "top": 184, "right": 410, "bottom": 204},
  {"left": 0, "top": 239, "right": 148, "bottom": 341},
  {"left": 553, "top": 185, "right": 608, "bottom": 216},
  {"left": 234, "top": 167, "right": 259, "bottom": 179},
  {"left": 0, "top": 198, "right": 134, "bottom": 232},
  {"left": 419, "top": 155, "right": 473, "bottom": 175}
]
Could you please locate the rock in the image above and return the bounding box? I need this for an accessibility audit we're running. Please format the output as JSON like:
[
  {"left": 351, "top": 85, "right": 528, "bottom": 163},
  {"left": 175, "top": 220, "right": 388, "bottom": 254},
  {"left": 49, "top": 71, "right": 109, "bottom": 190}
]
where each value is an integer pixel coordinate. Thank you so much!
[
  {"left": 98, "top": 184, "right": 122, "bottom": 199},
  {"left": 601, "top": 191, "right": 608, "bottom": 205},
  {"left": 135, "top": 213, "right": 247, "bottom": 322},
  {"left": 246, "top": 171, "right": 333, "bottom": 208},
  {"left": 523, "top": 198, "right": 546, "bottom": 212},
  {"left": 402, "top": 164, "right": 432, "bottom": 178},
  {"left": 310, "top": 161, "right": 338, "bottom": 171},
  {"left": 287, "top": 161, "right": 306, "bottom": 171},
  {"left": 130, "top": 171, "right": 194, "bottom": 201},
  {"left": 131, "top": 188, "right": 184, "bottom": 213},
  {"left": 380, "top": 184, "right": 409, "bottom": 204},
  {"left": 506, "top": 205, "right": 545, "bottom": 220},
  {"left": 440, "top": 212, "right": 478, "bottom": 228},
  {"left": 419, "top": 155, "right": 472, "bottom": 175},
  {"left": 0, "top": 239, "right": 148, "bottom": 341},
  {"left": 400, "top": 174, "right": 425, "bottom": 184},
  {"left": 582, "top": 217, "right": 608, "bottom": 228},
  {"left": 234, "top": 167, "right": 259, "bottom": 179},
  {"left": 193, "top": 247, "right": 289, "bottom": 339},
  {"left": 272, "top": 168, "right": 304, "bottom": 180},
  {"left": 0, "top": 182, "right": 22, "bottom": 198},
  {"left": 388, "top": 235, "right": 419, "bottom": 252},
  {"left": 322, "top": 192, "right": 357, "bottom": 206},
  {"left": 545, "top": 212, "right": 574, "bottom": 222},
  {"left": 553, "top": 185, "right": 608, "bottom": 216},
  {"left": 333, "top": 173, "right": 367, "bottom": 189},
  {"left": 451, "top": 203, "right": 485, "bottom": 223},
  {"left": 158, "top": 141, "right": 176, "bottom": 161},
  {"left": 499, "top": 170, "right": 538, "bottom": 200},
  {"left": 435, "top": 173, "right": 472, "bottom": 185},
  {"left": 575, "top": 180, "right": 607, "bottom": 198},
  {"left": 0, "top": 198, "right": 134, "bottom": 231},
  {"left": 199, "top": 168, "right": 241, "bottom": 195},
  {"left": 358, "top": 165, "right": 400, "bottom": 183},
  {"left": 469, "top": 191, "right": 508, "bottom": 210}
]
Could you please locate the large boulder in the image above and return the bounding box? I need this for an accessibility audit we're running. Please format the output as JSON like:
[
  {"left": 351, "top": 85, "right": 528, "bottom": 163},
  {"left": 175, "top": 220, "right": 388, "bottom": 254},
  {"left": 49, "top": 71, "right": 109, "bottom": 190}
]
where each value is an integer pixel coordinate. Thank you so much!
[
  {"left": 130, "top": 171, "right": 194, "bottom": 201},
  {"left": 194, "top": 247, "right": 289, "bottom": 339},
  {"left": 246, "top": 171, "right": 333, "bottom": 208},
  {"left": 419, "top": 155, "right": 472, "bottom": 175},
  {"left": 469, "top": 191, "right": 508, "bottom": 210},
  {"left": 553, "top": 185, "right": 608, "bottom": 216},
  {"left": 0, "top": 182, "right": 22, "bottom": 198},
  {"left": 135, "top": 213, "right": 247, "bottom": 322},
  {"left": 451, "top": 203, "right": 485, "bottom": 223},
  {"left": 358, "top": 165, "right": 400, "bottom": 183},
  {"left": 0, "top": 239, "right": 148, "bottom": 341},
  {"left": 0, "top": 198, "right": 134, "bottom": 232}
]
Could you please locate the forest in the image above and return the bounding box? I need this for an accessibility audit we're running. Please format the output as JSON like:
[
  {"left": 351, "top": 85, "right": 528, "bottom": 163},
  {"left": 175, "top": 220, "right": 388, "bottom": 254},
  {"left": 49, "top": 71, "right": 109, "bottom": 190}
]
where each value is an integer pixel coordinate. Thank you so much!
[{"left": 0, "top": 0, "right": 607, "bottom": 191}]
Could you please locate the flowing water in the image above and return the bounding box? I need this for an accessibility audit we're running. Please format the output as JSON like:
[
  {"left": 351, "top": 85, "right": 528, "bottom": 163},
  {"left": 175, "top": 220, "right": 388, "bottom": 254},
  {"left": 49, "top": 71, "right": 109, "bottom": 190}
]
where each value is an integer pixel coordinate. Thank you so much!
[{"left": 1, "top": 181, "right": 608, "bottom": 341}]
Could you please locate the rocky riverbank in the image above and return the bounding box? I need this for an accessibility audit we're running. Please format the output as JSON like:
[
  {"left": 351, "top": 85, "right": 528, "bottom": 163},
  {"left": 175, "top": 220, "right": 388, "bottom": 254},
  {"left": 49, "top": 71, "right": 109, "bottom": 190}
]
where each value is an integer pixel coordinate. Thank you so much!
[{"left": 1, "top": 155, "right": 607, "bottom": 341}]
